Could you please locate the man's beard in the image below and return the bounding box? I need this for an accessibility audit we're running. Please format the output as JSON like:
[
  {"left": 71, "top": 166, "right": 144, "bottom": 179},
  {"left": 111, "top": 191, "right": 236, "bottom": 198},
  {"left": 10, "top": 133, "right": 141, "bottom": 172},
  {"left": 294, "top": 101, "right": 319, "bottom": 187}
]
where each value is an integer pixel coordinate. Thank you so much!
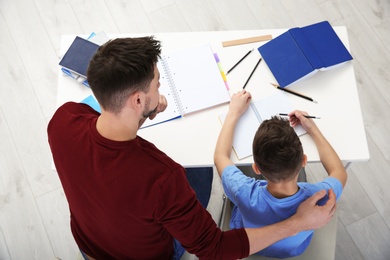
[{"left": 142, "top": 97, "right": 158, "bottom": 119}]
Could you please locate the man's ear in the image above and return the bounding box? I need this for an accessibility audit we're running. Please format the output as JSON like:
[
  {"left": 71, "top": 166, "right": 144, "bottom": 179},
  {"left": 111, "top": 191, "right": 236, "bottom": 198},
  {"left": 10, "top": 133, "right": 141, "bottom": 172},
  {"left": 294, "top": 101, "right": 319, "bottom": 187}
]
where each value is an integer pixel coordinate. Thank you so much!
[
  {"left": 252, "top": 163, "right": 262, "bottom": 176},
  {"left": 129, "top": 91, "right": 143, "bottom": 110},
  {"left": 302, "top": 154, "right": 308, "bottom": 168}
]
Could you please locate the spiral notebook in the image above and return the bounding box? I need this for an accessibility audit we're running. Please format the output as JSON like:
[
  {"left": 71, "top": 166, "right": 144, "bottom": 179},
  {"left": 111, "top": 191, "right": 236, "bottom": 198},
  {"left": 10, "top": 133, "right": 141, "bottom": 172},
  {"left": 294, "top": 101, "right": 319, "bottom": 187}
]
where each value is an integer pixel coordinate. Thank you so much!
[{"left": 142, "top": 43, "right": 230, "bottom": 128}]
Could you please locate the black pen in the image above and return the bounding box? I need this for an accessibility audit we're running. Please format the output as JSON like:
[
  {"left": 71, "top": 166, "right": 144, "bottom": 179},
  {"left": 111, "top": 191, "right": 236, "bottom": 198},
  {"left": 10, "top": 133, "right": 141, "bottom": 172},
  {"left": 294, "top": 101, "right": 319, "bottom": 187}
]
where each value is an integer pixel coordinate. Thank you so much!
[
  {"left": 271, "top": 83, "right": 318, "bottom": 103},
  {"left": 226, "top": 49, "right": 253, "bottom": 75},
  {"left": 279, "top": 113, "right": 321, "bottom": 119},
  {"left": 243, "top": 58, "right": 262, "bottom": 89}
]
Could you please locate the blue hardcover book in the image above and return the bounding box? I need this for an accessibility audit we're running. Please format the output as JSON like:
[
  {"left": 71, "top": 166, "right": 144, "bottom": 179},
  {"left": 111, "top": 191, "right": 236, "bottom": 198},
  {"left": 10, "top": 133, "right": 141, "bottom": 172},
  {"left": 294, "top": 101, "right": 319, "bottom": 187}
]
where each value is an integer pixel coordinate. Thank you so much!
[
  {"left": 258, "top": 21, "right": 353, "bottom": 88},
  {"left": 59, "top": 36, "right": 100, "bottom": 78}
]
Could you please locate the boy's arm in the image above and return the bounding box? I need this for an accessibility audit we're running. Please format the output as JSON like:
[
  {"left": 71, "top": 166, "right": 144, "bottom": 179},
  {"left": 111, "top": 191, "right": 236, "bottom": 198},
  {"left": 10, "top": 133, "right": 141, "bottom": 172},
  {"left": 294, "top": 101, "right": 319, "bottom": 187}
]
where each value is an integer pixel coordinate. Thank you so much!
[
  {"left": 214, "top": 90, "right": 252, "bottom": 177},
  {"left": 289, "top": 110, "right": 347, "bottom": 188}
]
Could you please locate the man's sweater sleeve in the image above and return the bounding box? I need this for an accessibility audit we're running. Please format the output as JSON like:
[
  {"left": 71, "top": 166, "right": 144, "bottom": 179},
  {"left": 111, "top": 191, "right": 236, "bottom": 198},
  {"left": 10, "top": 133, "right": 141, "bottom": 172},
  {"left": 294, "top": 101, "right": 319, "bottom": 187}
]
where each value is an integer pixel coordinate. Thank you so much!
[{"left": 155, "top": 167, "right": 250, "bottom": 259}]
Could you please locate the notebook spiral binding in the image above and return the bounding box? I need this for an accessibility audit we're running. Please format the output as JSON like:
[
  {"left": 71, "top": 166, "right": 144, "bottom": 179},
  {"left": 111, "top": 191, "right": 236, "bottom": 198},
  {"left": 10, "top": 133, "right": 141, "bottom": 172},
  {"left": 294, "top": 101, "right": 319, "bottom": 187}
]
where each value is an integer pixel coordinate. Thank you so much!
[{"left": 160, "top": 55, "right": 185, "bottom": 116}]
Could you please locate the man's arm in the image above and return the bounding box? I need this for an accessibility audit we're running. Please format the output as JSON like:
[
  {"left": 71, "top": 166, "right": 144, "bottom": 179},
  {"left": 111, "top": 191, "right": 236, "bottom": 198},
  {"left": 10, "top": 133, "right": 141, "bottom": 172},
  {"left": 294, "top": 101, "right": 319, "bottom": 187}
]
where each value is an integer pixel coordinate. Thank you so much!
[
  {"left": 289, "top": 110, "right": 347, "bottom": 188},
  {"left": 214, "top": 90, "right": 252, "bottom": 177}
]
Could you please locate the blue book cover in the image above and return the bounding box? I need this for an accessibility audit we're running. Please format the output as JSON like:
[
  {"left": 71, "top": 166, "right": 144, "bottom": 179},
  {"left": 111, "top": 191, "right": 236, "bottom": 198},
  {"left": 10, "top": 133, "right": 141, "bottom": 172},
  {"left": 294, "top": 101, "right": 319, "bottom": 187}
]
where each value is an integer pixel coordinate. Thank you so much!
[
  {"left": 258, "top": 21, "right": 353, "bottom": 88},
  {"left": 59, "top": 36, "right": 100, "bottom": 78}
]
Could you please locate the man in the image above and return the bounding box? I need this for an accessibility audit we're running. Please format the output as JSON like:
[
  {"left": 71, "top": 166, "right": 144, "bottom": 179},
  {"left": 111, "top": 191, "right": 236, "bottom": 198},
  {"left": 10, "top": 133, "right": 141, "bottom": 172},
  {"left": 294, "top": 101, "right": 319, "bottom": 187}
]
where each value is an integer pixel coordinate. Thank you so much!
[{"left": 48, "top": 36, "right": 336, "bottom": 259}]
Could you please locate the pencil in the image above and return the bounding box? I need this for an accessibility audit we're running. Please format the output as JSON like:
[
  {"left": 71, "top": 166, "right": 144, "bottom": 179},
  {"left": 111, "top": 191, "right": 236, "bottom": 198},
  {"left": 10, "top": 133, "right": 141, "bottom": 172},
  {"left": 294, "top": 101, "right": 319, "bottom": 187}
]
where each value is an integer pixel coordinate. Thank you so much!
[
  {"left": 226, "top": 49, "right": 253, "bottom": 75},
  {"left": 242, "top": 58, "right": 262, "bottom": 89},
  {"left": 270, "top": 83, "right": 318, "bottom": 103},
  {"left": 279, "top": 113, "right": 321, "bottom": 119}
]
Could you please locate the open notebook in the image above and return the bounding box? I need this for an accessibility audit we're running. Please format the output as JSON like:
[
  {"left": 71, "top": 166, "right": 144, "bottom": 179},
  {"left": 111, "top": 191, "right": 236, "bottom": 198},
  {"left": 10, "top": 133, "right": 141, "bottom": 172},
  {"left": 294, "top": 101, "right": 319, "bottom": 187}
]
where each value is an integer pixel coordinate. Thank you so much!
[
  {"left": 142, "top": 43, "right": 230, "bottom": 128},
  {"left": 219, "top": 92, "right": 306, "bottom": 160}
]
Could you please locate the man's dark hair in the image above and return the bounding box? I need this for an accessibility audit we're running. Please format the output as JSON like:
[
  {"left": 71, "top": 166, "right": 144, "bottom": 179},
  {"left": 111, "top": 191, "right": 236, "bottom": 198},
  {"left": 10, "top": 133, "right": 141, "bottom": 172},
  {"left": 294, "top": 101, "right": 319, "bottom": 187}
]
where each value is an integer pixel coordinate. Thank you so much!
[
  {"left": 87, "top": 36, "right": 162, "bottom": 114},
  {"left": 252, "top": 116, "right": 303, "bottom": 183}
]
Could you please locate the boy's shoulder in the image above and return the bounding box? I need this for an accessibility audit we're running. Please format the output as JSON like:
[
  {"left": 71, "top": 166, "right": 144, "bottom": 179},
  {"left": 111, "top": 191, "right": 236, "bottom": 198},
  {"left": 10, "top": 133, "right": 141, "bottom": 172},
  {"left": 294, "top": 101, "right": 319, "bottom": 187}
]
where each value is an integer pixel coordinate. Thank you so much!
[{"left": 299, "top": 176, "right": 343, "bottom": 200}]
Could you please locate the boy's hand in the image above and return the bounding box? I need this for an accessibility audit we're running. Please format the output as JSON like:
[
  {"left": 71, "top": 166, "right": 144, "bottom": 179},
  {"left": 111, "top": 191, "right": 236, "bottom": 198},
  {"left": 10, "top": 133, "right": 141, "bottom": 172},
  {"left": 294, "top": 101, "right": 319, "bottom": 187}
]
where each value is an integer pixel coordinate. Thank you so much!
[
  {"left": 288, "top": 110, "right": 319, "bottom": 135},
  {"left": 214, "top": 90, "right": 251, "bottom": 176},
  {"left": 227, "top": 90, "right": 252, "bottom": 119}
]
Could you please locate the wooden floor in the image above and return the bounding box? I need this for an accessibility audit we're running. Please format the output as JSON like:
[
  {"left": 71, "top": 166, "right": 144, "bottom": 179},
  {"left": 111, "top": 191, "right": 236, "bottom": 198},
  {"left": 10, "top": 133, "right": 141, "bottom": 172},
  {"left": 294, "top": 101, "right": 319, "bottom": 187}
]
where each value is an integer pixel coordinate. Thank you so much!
[{"left": 1, "top": 0, "right": 389, "bottom": 259}]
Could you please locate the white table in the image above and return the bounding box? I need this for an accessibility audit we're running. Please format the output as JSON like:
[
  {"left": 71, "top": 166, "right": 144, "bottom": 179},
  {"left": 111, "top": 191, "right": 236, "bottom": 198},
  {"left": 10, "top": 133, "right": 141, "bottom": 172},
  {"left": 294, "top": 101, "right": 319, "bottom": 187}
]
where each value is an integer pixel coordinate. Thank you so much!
[{"left": 57, "top": 28, "right": 369, "bottom": 168}]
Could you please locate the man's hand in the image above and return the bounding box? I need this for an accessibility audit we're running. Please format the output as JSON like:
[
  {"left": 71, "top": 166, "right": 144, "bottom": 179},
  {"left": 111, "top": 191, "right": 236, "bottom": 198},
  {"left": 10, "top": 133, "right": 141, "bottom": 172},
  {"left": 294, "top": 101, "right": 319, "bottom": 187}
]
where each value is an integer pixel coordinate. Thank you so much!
[
  {"left": 294, "top": 189, "right": 337, "bottom": 231},
  {"left": 149, "top": 95, "right": 168, "bottom": 120}
]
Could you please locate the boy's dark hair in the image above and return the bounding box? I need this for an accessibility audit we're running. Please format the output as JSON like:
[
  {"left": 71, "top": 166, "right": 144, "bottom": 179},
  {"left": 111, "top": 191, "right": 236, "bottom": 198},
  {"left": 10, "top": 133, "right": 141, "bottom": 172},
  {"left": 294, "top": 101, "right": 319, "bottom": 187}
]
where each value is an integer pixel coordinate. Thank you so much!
[
  {"left": 87, "top": 36, "right": 162, "bottom": 114},
  {"left": 252, "top": 116, "right": 303, "bottom": 183}
]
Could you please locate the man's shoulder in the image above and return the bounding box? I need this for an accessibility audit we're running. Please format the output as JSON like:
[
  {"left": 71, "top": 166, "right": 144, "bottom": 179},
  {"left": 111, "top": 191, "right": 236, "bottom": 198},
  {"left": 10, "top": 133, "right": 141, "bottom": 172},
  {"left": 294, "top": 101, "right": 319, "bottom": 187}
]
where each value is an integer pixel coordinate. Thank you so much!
[
  {"left": 51, "top": 102, "right": 98, "bottom": 123},
  {"left": 137, "top": 136, "right": 183, "bottom": 173},
  {"left": 56, "top": 101, "right": 96, "bottom": 114},
  {"left": 48, "top": 102, "right": 98, "bottom": 136}
]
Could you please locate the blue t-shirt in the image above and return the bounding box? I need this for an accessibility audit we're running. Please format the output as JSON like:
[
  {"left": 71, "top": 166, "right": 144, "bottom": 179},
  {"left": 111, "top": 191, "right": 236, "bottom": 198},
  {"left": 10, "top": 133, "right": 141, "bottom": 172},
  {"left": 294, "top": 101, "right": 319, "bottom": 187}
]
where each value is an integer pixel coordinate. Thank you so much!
[{"left": 222, "top": 165, "right": 343, "bottom": 258}]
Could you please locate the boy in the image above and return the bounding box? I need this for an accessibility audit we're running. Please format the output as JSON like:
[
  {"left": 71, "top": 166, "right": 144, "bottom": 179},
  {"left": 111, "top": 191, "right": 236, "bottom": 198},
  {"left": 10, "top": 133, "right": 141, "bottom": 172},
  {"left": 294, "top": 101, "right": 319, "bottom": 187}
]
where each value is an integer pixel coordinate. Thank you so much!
[{"left": 214, "top": 90, "right": 347, "bottom": 258}]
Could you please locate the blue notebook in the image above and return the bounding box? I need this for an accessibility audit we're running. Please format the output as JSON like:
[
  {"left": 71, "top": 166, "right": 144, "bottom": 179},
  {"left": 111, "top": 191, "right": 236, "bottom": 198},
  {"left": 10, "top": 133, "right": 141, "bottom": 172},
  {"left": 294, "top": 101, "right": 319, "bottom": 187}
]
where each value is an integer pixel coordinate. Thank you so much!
[
  {"left": 258, "top": 21, "right": 353, "bottom": 88},
  {"left": 59, "top": 36, "right": 100, "bottom": 78}
]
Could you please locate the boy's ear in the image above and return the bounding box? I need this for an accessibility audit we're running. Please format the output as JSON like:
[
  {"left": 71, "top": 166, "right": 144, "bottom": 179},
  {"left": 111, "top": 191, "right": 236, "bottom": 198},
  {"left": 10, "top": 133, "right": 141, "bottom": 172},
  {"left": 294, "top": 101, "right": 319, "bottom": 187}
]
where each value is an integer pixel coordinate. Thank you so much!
[
  {"left": 252, "top": 163, "right": 262, "bottom": 176},
  {"left": 302, "top": 154, "right": 308, "bottom": 167}
]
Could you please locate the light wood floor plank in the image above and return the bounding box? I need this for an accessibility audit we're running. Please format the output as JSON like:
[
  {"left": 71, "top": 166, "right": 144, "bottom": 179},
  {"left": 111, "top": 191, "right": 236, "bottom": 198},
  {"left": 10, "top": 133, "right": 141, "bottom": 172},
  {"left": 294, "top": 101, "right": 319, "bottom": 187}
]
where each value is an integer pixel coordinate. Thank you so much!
[
  {"left": 147, "top": 4, "right": 191, "bottom": 32},
  {"left": 0, "top": 227, "right": 11, "bottom": 260},
  {"left": 209, "top": 0, "right": 260, "bottom": 30},
  {"left": 175, "top": 0, "right": 225, "bottom": 31},
  {"left": 68, "top": 0, "right": 120, "bottom": 34},
  {"left": 305, "top": 161, "right": 378, "bottom": 230},
  {"left": 244, "top": 0, "right": 295, "bottom": 29},
  {"left": 140, "top": 0, "right": 175, "bottom": 14},
  {"left": 0, "top": 7, "right": 61, "bottom": 197},
  {"left": 350, "top": 0, "right": 390, "bottom": 54},
  {"left": 353, "top": 62, "right": 390, "bottom": 161},
  {"left": 280, "top": 0, "right": 327, "bottom": 27},
  {"left": 1, "top": 0, "right": 58, "bottom": 119},
  {"left": 0, "top": 107, "right": 53, "bottom": 259},
  {"left": 33, "top": 0, "right": 83, "bottom": 56},
  {"left": 36, "top": 188, "right": 78, "bottom": 260},
  {"left": 347, "top": 212, "right": 390, "bottom": 260},
  {"left": 335, "top": 221, "right": 364, "bottom": 260},
  {"left": 350, "top": 133, "right": 390, "bottom": 228},
  {"left": 337, "top": 166, "right": 378, "bottom": 227},
  {"left": 104, "top": 0, "right": 155, "bottom": 33}
]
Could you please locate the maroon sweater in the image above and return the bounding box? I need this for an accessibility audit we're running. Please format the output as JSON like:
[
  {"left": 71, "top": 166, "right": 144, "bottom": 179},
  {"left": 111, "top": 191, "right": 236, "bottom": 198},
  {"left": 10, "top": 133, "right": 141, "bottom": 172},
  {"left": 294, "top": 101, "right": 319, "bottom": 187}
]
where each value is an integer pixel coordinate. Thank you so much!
[{"left": 48, "top": 102, "right": 249, "bottom": 259}]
